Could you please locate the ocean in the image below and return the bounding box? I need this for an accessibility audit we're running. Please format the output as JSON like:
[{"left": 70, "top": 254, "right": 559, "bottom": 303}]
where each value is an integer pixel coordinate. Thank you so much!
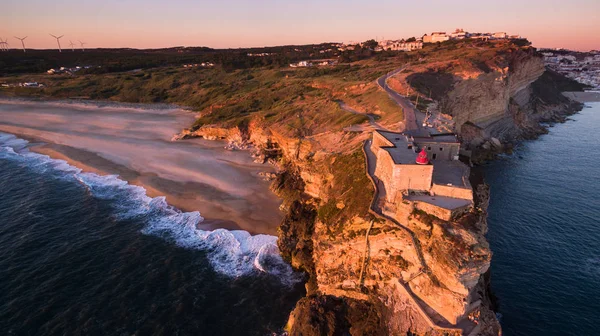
[
  {"left": 485, "top": 102, "right": 600, "bottom": 335},
  {"left": 0, "top": 133, "right": 304, "bottom": 335},
  {"left": 2, "top": 103, "right": 599, "bottom": 336}
]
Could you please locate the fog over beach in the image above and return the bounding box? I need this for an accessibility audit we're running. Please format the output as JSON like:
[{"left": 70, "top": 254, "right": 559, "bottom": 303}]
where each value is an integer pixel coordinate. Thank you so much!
[{"left": 0, "top": 100, "right": 283, "bottom": 235}]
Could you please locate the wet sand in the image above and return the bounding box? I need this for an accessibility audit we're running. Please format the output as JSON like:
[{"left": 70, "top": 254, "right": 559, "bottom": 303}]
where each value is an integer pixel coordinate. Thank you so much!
[{"left": 0, "top": 100, "right": 282, "bottom": 235}]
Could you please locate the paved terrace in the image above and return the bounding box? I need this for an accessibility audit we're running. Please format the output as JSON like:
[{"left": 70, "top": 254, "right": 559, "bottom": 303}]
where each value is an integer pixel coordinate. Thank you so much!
[
  {"left": 376, "top": 130, "right": 419, "bottom": 164},
  {"left": 406, "top": 195, "right": 472, "bottom": 210},
  {"left": 385, "top": 145, "right": 418, "bottom": 164},
  {"left": 432, "top": 161, "right": 471, "bottom": 188}
]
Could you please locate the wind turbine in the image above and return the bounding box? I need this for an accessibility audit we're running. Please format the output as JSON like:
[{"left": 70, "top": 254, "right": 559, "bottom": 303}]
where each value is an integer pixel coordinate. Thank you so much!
[
  {"left": 50, "top": 34, "right": 64, "bottom": 52},
  {"left": 69, "top": 40, "right": 75, "bottom": 52},
  {"left": 79, "top": 40, "right": 86, "bottom": 52},
  {"left": 0, "top": 38, "right": 7, "bottom": 51},
  {"left": 14, "top": 36, "right": 27, "bottom": 52}
]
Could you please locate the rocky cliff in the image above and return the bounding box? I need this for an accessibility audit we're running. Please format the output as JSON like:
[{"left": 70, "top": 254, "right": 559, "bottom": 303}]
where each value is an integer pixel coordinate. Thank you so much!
[
  {"left": 174, "top": 117, "right": 501, "bottom": 335},
  {"left": 391, "top": 42, "right": 584, "bottom": 162},
  {"left": 437, "top": 47, "right": 583, "bottom": 160},
  {"left": 171, "top": 41, "right": 585, "bottom": 335}
]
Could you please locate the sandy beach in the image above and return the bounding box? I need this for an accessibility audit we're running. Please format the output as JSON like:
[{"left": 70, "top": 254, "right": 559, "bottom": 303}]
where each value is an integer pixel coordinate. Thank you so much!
[
  {"left": 0, "top": 100, "right": 283, "bottom": 235},
  {"left": 563, "top": 91, "right": 600, "bottom": 103}
]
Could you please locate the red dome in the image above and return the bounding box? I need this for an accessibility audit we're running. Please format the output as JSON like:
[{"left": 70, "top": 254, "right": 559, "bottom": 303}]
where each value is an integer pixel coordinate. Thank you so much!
[{"left": 415, "top": 148, "right": 429, "bottom": 165}]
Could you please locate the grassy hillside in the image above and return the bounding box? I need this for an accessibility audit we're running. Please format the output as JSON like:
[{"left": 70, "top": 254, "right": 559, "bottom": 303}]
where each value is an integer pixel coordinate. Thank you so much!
[{"left": 1, "top": 55, "right": 412, "bottom": 135}]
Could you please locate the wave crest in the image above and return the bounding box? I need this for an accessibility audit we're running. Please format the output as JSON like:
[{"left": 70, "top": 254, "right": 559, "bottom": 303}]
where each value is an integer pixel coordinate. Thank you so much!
[{"left": 0, "top": 132, "right": 301, "bottom": 284}]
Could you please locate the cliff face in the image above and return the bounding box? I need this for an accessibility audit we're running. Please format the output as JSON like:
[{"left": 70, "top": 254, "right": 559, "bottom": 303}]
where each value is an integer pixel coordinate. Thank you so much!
[
  {"left": 170, "top": 44, "right": 586, "bottom": 335},
  {"left": 280, "top": 178, "right": 501, "bottom": 335},
  {"left": 439, "top": 48, "right": 583, "bottom": 156},
  {"left": 174, "top": 119, "right": 501, "bottom": 334}
]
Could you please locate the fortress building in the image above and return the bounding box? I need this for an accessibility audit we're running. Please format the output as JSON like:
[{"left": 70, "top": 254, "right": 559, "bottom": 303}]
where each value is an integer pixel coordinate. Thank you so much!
[{"left": 370, "top": 130, "right": 473, "bottom": 221}]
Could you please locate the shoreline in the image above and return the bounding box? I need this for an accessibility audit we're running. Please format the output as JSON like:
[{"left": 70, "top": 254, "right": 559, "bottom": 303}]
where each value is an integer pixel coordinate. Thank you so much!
[
  {"left": 29, "top": 140, "right": 248, "bottom": 232},
  {"left": 0, "top": 101, "right": 284, "bottom": 236}
]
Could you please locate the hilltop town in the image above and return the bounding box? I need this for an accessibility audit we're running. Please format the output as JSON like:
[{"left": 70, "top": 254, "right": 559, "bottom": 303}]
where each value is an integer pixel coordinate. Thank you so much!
[
  {"left": 541, "top": 49, "right": 600, "bottom": 89},
  {"left": 345, "top": 28, "right": 520, "bottom": 51}
]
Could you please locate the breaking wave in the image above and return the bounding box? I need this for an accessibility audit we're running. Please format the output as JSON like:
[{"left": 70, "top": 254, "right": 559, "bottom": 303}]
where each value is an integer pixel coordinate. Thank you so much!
[{"left": 0, "top": 132, "right": 301, "bottom": 285}]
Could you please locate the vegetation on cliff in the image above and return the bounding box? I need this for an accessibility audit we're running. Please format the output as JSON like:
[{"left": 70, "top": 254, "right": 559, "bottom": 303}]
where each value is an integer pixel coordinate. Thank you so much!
[
  {"left": 316, "top": 150, "right": 373, "bottom": 226},
  {"left": 1, "top": 58, "right": 408, "bottom": 133}
]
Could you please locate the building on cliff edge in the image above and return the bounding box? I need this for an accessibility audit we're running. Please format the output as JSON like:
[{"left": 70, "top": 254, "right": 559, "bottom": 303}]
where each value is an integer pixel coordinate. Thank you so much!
[{"left": 370, "top": 130, "right": 473, "bottom": 221}]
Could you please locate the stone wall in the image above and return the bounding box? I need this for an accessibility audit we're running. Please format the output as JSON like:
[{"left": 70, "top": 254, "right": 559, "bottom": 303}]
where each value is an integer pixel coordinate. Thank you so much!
[
  {"left": 414, "top": 201, "right": 472, "bottom": 221},
  {"left": 392, "top": 164, "right": 433, "bottom": 192},
  {"left": 372, "top": 131, "right": 394, "bottom": 149},
  {"left": 431, "top": 184, "right": 473, "bottom": 201},
  {"left": 373, "top": 148, "right": 397, "bottom": 202}
]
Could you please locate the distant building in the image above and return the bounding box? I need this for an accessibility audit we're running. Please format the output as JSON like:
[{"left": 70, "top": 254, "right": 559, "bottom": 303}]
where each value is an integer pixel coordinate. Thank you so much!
[
  {"left": 317, "top": 59, "right": 336, "bottom": 66},
  {"left": 183, "top": 63, "right": 214, "bottom": 68},
  {"left": 247, "top": 52, "right": 274, "bottom": 57},
  {"left": 423, "top": 32, "right": 450, "bottom": 43},
  {"left": 290, "top": 59, "right": 335, "bottom": 68},
  {"left": 492, "top": 32, "right": 508, "bottom": 39},
  {"left": 379, "top": 40, "right": 423, "bottom": 51},
  {"left": 46, "top": 66, "right": 88, "bottom": 75},
  {"left": 289, "top": 60, "right": 312, "bottom": 68},
  {"left": 449, "top": 28, "right": 468, "bottom": 40},
  {"left": 389, "top": 41, "right": 423, "bottom": 51},
  {"left": 470, "top": 33, "right": 490, "bottom": 41}
]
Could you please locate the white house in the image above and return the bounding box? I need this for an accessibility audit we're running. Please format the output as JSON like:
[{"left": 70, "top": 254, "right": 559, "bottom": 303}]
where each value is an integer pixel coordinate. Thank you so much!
[{"left": 423, "top": 32, "right": 450, "bottom": 43}]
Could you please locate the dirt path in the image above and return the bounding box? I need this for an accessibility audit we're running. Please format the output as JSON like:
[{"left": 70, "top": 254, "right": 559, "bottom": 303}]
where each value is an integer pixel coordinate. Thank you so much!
[{"left": 336, "top": 100, "right": 388, "bottom": 131}]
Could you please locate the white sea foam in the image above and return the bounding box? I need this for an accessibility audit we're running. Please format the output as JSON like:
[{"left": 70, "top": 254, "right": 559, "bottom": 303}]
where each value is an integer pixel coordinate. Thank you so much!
[{"left": 0, "top": 132, "right": 301, "bottom": 285}]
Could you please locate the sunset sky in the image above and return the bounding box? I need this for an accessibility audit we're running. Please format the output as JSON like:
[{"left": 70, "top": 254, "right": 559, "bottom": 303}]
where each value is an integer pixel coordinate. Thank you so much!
[{"left": 3, "top": 0, "right": 599, "bottom": 51}]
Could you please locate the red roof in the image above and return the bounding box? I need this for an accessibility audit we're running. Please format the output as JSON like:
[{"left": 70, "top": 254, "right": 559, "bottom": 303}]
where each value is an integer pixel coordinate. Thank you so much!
[{"left": 415, "top": 148, "right": 429, "bottom": 165}]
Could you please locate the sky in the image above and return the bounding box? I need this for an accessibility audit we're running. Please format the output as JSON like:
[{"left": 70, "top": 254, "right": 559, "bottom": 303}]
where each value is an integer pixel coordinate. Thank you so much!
[{"left": 2, "top": 0, "right": 599, "bottom": 51}]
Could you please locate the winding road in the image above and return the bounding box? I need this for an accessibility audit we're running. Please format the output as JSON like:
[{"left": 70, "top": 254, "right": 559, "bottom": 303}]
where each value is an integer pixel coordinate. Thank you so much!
[{"left": 376, "top": 68, "right": 427, "bottom": 132}]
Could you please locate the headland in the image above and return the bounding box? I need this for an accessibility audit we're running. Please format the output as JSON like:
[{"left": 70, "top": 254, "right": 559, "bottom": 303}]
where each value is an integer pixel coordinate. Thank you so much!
[{"left": 0, "top": 37, "right": 591, "bottom": 335}]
